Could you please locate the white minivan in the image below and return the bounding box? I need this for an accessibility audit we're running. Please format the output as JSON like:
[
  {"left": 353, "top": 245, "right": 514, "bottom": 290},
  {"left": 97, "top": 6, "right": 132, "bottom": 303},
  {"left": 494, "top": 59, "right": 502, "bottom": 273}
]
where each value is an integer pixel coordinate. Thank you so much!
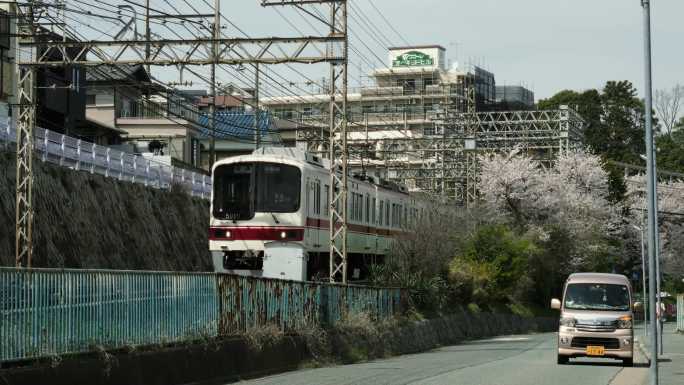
[{"left": 551, "top": 273, "right": 639, "bottom": 366}]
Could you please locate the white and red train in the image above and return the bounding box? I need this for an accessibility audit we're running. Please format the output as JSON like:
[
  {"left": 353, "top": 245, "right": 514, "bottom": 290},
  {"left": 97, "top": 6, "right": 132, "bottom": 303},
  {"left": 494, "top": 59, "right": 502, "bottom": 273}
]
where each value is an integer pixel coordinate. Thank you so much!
[{"left": 209, "top": 147, "right": 426, "bottom": 281}]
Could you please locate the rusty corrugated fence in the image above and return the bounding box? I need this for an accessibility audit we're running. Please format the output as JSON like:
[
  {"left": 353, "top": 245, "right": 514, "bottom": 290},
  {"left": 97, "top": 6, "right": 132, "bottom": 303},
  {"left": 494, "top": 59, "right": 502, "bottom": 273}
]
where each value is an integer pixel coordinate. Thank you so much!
[{"left": 0, "top": 268, "right": 403, "bottom": 363}]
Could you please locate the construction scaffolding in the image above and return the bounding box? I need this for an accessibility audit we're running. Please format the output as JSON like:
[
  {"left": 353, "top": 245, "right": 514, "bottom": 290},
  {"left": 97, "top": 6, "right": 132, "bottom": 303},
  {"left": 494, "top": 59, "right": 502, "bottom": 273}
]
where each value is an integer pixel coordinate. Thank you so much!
[
  {"left": 302, "top": 105, "right": 584, "bottom": 205},
  {"left": 261, "top": 46, "right": 581, "bottom": 206}
]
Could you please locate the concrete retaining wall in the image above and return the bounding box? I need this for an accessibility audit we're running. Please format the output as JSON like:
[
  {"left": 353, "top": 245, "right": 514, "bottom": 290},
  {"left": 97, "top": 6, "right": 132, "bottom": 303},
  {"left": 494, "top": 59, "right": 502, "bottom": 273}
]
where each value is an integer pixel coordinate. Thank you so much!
[{"left": 0, "top": 152, "right": 211, "bottom": 270}]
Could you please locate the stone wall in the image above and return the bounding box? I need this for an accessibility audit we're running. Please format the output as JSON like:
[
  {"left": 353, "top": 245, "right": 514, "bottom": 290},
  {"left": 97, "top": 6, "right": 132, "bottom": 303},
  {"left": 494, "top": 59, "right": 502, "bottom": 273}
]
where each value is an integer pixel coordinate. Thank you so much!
[{"left": 0, "top": 151, "right": 211, "bottom": 271}]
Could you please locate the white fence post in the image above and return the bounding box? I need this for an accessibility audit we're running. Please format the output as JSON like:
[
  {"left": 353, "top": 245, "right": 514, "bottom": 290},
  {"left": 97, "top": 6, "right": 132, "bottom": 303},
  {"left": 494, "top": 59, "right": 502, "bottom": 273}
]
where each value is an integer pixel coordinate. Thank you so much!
[
  {"left": 91, "top": 143, "right": 96, "bottom": 174},
  {"left": 59, "top": 134, "right": 66, "bottom": 166},
  {"left": 132, "top": 155, "right": 137, "bottom": 183},
  {"left": 145, "top": 160, "right": 150, "bottom": 186},
  {"left": 119, "top": 154, "right": 124, "bottom": 180},
  {"left": 677, "top": 294, "right": 684, "bottom": 333},
  {"left": 75, "top": 139, "right": 82, "bottom": 171},
  {"left": 42, "top": 131, "right": 48, "bottom": 162},
  {"left": 105, "top": 148, "right": 111, "bottom": 177}
]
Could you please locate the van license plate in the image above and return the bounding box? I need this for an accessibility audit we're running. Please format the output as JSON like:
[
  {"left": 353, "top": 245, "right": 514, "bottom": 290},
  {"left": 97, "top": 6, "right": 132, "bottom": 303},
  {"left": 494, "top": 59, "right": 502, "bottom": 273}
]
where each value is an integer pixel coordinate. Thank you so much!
[{"left": 586, "top": 346, "right": 605, "bottom": 356}]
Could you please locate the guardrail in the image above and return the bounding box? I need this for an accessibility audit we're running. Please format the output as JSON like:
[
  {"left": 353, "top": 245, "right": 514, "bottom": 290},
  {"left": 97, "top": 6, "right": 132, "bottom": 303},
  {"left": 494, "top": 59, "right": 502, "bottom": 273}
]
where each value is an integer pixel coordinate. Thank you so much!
[
  {"left": 0, "top": 268, "right": 404, "bottom": 363},
  {"left": 0, "top": 121, "right": 211, "bottom": 199},
  {"left": 678, "top": 294, "right": 683, "bottom": 333}
]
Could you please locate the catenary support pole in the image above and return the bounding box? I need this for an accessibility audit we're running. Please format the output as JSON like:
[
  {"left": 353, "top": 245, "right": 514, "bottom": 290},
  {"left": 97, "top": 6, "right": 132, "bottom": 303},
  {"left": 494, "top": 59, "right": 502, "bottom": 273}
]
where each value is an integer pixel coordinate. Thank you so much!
[
  {"left": 209, "top": 0, "right": 220, "bottom": 169},
  {"left": 15, "top": 1, "right": 37, "bottom": 268},
  {"left": 145, "top": 0, "right": 151, "bottom": 75},
  {"left": 641, "top": 1, "right": 658, "bottom": 383},
  {"left": 254, "top": 63, "right": 260, "bottom": 149}
]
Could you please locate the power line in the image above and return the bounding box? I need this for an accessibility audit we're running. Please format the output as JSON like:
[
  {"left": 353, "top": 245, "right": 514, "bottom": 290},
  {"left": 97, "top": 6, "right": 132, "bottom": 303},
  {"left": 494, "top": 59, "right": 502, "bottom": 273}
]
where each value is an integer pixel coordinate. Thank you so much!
[{"left": 366, "top": 0, "right": 410, "bottom": 47}]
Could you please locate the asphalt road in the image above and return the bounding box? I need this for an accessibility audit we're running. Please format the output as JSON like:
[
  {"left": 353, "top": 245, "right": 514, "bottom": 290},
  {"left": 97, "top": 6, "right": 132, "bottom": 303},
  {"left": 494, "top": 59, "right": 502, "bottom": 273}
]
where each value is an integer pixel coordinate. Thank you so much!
[{"left": 235, "top": 332, "right": 649, "bottom": 385}]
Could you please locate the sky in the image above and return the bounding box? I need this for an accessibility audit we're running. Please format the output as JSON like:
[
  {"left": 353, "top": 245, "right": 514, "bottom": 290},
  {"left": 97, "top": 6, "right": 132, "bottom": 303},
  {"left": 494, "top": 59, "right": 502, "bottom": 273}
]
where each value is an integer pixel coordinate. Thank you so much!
[
  {"left": 79, "top": 0, "right": 681, "bottom": 103},
  {"left": 225, "top": 0, "right": 683, "bottom": 101}
]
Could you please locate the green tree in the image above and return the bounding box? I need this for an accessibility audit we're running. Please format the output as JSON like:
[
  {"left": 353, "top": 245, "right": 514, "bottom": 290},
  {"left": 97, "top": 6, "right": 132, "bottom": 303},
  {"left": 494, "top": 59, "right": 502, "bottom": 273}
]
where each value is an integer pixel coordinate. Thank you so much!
[
  {"left": 449, "top": 225, "right": 538, "bottom": 304},
  {"left": 655, "top": 127, "right": 684, "bottom": 174},
  {"left": 597, "top": 81, "right": 647, "bottom": 164},
  {"left": 539, "top": 81, "right": 652, "bottom": 202},
  {"left": 538, "top": 81, "right": 649, "bottom": 162}
]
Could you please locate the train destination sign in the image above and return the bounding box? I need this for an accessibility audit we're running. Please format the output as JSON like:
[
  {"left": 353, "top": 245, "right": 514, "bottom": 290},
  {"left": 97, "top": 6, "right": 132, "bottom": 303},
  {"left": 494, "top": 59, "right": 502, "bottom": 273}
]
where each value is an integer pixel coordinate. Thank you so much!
[{"left": 392, "top": 51, "right": 434, "bottom": 67}]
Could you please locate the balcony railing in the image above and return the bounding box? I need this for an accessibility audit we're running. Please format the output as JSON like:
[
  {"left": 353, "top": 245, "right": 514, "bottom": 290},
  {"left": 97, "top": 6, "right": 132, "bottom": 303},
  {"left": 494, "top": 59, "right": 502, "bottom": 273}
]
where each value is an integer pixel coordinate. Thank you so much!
[
  {"left": 0, "top": 120, "right": 211, "bottom": 199},
  {"left": 116, "top": 98, "right": 201, "bottom": 124},
  {"left": 273, "top": 109, "right": 440, "bottom": 124}
]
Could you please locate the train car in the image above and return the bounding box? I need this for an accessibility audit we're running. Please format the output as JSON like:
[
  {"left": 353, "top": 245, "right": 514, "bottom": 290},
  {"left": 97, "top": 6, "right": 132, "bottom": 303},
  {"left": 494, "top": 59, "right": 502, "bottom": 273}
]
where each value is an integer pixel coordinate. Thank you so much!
[{"left": 209, "top": 147, "right": 425, "bottom": 281}]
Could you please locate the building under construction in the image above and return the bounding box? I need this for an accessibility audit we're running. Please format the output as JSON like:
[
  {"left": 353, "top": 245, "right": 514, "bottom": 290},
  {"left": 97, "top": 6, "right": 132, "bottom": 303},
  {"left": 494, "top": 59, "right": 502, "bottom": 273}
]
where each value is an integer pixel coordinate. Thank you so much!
[{"left": 261, "top": 45, "right": 583, "bottom": 204}]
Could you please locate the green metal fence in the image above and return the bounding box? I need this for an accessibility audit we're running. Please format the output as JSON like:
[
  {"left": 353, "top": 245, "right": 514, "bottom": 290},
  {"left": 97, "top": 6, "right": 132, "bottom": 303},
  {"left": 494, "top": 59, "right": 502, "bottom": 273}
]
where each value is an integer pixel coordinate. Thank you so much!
[{"left": 0, "top": 268, "right": 403, "bottom": 363}]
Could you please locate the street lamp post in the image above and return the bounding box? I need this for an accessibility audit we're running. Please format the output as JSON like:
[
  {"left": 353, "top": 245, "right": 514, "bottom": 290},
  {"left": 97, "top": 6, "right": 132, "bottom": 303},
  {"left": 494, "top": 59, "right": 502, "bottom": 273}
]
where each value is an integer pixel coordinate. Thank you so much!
[{"left": 640, "top": 1, "right": 658, "bottom": 384}]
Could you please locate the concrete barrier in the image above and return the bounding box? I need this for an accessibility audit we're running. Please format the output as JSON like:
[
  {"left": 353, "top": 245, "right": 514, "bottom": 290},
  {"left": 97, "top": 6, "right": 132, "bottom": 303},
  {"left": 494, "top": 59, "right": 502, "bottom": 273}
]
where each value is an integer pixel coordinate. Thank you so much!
[{"left": 0, "top": 312, "right": 556, "bottom": 385}]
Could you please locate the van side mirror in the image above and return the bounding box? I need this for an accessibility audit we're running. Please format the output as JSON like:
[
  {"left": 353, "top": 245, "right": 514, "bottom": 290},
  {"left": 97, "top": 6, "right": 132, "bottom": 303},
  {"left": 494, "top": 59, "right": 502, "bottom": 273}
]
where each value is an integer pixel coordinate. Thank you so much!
[
  {"left": 551, "top": 298, "right": 561, "bottom": 310},
  {"left": 633, "top": 301, "right": 643, "bottom": 311}
]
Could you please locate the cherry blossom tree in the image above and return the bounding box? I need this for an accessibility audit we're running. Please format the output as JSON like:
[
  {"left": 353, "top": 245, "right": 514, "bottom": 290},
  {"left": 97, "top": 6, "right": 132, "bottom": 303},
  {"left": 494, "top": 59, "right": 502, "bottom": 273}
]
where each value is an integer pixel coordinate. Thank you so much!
[
  {"left": 478, "top": 148, "right": 620, "bottom": 272},
  {"left": 625, "top": 177, "right": 684, "bottom": 277}
]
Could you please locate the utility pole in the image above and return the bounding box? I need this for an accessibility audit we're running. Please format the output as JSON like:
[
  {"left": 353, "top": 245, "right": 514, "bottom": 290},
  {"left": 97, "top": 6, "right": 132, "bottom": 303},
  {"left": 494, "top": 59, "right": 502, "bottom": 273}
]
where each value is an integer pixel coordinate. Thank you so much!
[
  {"left": 262, "top": 0, "right": 350, "bottom": 282},
  {"left": 641, "top": 1, "right": 658, "bottom": 383},
  {"left": 465, "top": 74, "right": 477, "bottom": 207},
  {"left": 327, "top": 1, "right": 349, "bottom": 283},
  {"left": 209, "top": 0, "right": 220, "bottom": 169},
  {"left": 15, "top": 2, "right": 37, "bottom": 268},
  {"left": 145, "top": 0, "right": 151, "bottom": 75},
  {"left": 254, "top": 63, "right": 260, "bottom": 149}
]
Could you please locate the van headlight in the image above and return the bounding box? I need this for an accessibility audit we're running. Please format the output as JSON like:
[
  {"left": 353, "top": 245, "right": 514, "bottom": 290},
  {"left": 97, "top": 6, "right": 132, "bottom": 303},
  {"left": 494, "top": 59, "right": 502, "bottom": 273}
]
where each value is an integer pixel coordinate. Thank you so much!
[
  {"left": 617, "top": 316, "right": 632, "bottom": 329},
  {"left": 559, "top": 317, "right": 577, "bottom": 327}
]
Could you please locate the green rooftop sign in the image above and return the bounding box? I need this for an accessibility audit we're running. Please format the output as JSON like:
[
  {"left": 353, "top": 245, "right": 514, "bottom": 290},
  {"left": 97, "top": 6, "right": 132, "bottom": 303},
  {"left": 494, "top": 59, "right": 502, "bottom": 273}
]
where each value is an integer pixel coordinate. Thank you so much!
[{"left": 392, "top": 51, "right": 434, "bottom": 67}]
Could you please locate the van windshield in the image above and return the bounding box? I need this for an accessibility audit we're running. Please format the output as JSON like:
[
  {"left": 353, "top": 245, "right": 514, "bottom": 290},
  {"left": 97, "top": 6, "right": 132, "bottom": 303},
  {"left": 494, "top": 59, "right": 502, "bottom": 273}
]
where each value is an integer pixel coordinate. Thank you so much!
[{"left": 564, "top": 283, "right": 630, "bottom": 311}]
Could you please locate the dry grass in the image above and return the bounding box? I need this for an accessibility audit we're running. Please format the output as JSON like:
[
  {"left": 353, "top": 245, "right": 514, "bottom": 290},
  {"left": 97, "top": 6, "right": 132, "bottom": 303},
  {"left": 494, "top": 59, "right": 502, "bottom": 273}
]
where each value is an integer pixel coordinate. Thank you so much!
[{"left": 242, "top": 324, "right": 285, "bottom": 352}]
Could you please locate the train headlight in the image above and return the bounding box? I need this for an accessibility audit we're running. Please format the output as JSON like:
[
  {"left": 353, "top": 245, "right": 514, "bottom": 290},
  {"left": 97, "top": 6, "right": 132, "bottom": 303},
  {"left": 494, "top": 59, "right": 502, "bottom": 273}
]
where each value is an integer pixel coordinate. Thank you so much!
[
  {"left": 280, "top": 231, "right": 288, "bottom": 239},
  {"left": 225, "top": 231, "right": 232, "bottom": 239}
]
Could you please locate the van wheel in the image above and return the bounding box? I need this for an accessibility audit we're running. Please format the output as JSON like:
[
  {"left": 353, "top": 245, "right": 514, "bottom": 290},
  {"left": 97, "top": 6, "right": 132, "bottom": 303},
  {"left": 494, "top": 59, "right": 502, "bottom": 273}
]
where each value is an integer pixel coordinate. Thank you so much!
[
  {"left": 622, "top": 358, "right": 633, "bottom": 367},
  {"left": 557, "top": 355, "right": 569, "bottom": 365}
]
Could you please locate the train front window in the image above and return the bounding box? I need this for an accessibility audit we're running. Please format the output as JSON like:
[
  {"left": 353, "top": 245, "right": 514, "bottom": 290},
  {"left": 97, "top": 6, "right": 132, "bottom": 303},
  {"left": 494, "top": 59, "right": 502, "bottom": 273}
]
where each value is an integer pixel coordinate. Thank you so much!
[
  {"left": 213, "top": 163, "right": 254, "bottom": 220},
  {"left": 255, "top": 163, "right": 301, "bottom": 213},
  {"left": 213, "top": 162, "right": 301, "bottom": 220}
]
